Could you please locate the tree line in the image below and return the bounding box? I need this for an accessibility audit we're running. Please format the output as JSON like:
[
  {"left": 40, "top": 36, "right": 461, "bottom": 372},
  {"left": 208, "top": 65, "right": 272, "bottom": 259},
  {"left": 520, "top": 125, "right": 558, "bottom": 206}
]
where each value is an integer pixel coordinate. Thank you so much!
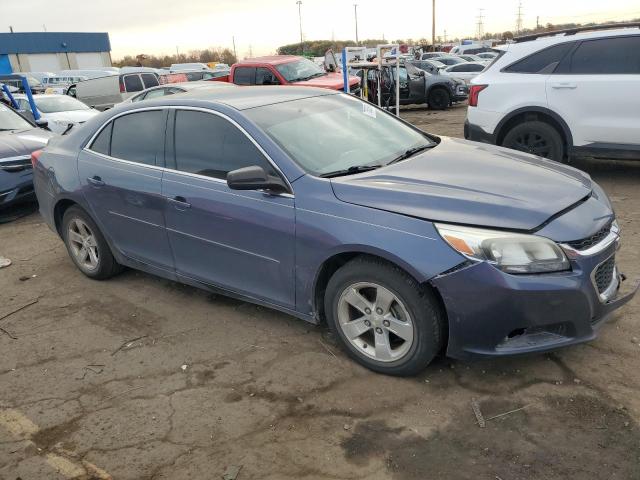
[{"left": 113, "top": 47, "right": 237, "bottom": 68}]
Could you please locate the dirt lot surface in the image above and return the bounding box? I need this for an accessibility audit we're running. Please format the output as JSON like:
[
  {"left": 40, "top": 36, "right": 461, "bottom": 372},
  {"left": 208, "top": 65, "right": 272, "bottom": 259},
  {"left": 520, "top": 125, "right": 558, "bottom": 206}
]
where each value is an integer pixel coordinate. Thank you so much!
[{"left": 1, "top": 103, "right": 639, "bottom": 480}]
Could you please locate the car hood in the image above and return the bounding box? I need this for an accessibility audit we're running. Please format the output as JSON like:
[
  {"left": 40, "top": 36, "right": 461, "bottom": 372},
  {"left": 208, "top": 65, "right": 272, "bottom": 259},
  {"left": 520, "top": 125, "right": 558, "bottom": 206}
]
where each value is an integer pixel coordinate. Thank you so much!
[
  {"left": 0, "top": 128, "right": 54, "bottom": 158},
  {"left": 44, "top": 110, "right": 99, "bottom": 123},
  {"left": 292, "top": 72, "right": 360, "bottom": 89},
  {"left": 330, "top": 137, "right": 593, "bottom": 231}
]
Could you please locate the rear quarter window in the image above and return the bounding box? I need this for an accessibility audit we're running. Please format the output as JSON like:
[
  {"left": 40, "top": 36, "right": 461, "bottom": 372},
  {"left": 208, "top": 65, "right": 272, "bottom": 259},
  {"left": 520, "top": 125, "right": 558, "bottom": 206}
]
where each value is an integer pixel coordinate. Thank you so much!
[
  {"left": 504, "top": 42, "right": 575, "bottom": 74},
  {"left": 233, "top": 67, "right": 256, "bottom": 85}
]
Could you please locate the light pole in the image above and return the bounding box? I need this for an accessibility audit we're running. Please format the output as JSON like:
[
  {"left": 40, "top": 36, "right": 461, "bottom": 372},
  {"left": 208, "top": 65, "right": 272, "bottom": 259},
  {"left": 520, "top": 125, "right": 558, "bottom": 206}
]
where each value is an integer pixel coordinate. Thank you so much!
[
  {"left": 354, "top": 4, "right": 359, "bottom": 45},
  {"left": 432, "top": 0, "right": 436, "bottom": 47},
  {"left": 296, "top": 1, "right": 304, "bottom": 55}
]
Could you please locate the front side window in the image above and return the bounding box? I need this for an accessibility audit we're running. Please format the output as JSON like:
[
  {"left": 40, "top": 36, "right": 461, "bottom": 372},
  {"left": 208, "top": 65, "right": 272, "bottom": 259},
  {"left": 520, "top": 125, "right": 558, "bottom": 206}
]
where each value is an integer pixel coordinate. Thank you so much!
[
  {"left": 568, "top": 37, "right": 640, "bottom": 74},
  {"left": 505, "top": 42, "right": 575, "bottom": 74},
  {"left": 173, "top": 110, "right": 276, "bottom": 180},
  {"left": 256, "top": 67, "right": 280, "bottom": 85},
  {"left": 246, "top": 94, "right": 434, "bottom": 177},
  {"left": 109, "top": 110, "right": 165, "bottom": 165},
  {"left": 233, "top": 67, "right": 255, "bottom": 85}
]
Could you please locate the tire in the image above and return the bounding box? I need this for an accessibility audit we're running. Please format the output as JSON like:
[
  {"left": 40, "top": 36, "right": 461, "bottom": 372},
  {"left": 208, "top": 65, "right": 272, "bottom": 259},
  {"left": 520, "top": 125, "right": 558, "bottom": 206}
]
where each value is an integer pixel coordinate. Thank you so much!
[
  {"left": 324, "top": 256, "right": 443, "bottom": 376},
  {"left": 501, "top": 120, "right": 565, "bottom": 162},
  {"left": 428, "top": 88, "right": 450, "bottom": 110},
  {"left": 62, "top": 206, "right": 122, "bottom": 280}
]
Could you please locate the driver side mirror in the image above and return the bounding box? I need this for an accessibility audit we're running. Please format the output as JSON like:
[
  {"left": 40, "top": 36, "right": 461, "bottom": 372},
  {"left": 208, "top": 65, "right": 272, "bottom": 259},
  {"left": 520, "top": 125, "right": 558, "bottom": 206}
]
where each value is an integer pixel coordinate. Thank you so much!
[{"left": 227, "top": 165, "right": 288, "bottom": 193}]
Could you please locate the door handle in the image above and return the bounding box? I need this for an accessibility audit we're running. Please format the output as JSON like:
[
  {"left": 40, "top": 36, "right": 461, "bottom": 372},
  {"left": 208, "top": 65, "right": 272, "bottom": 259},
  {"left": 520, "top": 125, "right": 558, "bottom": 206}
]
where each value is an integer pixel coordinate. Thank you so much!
[
  {"left": 551, "top": 82, "right": 577, "bottom": 89},
  {"left": 87, "top": 176, "right": 105, "bottom": 187},
  {"left": 167, "top": 195, "right": 191, "bottom": 209}
]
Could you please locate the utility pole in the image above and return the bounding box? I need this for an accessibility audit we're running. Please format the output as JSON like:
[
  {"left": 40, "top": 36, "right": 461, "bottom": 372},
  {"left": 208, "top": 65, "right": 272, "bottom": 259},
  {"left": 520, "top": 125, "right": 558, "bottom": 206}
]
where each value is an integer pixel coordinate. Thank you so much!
[
  {"left": 9, "top": 26, "right": 14, "bottom": 33},
  {"left": 232, "top": 36, "right": 237, "bottom": 60},
  {"left": 516, "top": 1, "right": 523, "bottom": 35},
  {"left": 476, "top": 8, "right": 484, "bottom": 40},
  {"left": 536, "top": 15, "right": 540, "bottom": 30},
  {"left": 354, "top": 4, "right": 359, "bottom": 45},
  {"left": 296, "top": 1, "right": 304, "bottom": 55},
  {"left": 432, "top": 0, "right": 436, "bottom": 46},
  {"left": 175, "top": 45, "right": 179, "bottom": 59},
  {"left": 444, "top": 29, "right": 447, "bottom": 43}
]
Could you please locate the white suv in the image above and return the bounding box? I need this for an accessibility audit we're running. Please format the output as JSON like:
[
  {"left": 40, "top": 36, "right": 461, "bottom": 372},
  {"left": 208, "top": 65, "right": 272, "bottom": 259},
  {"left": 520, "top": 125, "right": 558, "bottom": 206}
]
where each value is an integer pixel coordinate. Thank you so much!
[{"left": 465, "top": 24, "right": 640, "bottom": 162}]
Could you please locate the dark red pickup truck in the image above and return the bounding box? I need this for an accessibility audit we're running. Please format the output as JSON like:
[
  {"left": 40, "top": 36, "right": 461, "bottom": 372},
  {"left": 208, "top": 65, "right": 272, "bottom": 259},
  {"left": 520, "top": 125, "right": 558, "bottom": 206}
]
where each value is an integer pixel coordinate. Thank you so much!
[{"left": 226, "top": 55, "right": 361, "bottom": 92}]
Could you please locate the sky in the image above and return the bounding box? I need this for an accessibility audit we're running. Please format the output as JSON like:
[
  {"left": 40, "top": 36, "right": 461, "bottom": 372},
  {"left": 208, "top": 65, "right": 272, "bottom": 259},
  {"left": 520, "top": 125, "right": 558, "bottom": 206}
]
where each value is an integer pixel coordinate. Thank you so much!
[{"left": 4, "top": 0, "right": 640, "bottom": 59}]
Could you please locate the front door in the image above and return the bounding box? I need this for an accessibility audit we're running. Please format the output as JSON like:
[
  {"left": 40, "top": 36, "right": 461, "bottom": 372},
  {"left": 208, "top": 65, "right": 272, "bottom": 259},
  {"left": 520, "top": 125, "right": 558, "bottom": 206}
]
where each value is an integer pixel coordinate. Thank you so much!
[
  {"left": 162, "top": 109, "right": 296, "bottom": 308},
  {"left": 78, "top": 109, "right": 174, "bottom": 270}
]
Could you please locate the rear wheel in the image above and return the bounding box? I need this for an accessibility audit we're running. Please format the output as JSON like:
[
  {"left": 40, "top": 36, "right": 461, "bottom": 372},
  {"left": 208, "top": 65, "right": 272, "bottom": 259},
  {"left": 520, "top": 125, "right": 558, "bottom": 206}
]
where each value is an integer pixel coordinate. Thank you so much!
[
  {"left": 502, "top": 120, "right": 565, "bottom": 162},
  {"left": 428, "top": 88, "right": 450, "bottom": 110},
  {"left": 325, "top": 256, "right": 443, "bottom": 376},
  {"left": 62, "top": 206, "right": 122, "bottom": 280}
]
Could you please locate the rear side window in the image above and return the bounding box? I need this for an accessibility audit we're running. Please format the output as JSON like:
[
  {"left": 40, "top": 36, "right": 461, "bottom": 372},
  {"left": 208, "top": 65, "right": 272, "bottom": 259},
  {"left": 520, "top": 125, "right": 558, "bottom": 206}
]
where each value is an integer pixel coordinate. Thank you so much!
[
  {"left": 123, "top": 74, "right": 144, "bottom": 92},
  {"left": 233, "top": 67, "right": 256, "bottom": 85},
  {"left": 110, "top": 110, "right": 165, "bottom": 165},
  {"left": 173, "top": 110, "right": 276, "bottom": 180},
  {"left": 465, "top": 64, "right": 485, "bottom": 72},
  {"left": 141, "top": 73, "right": 159, "bottom": 88},
  {"left": 90, "top": 122, "right": 112, "bottom": 155},
  {"left": 568, "top": 37, "right": 640, "bottom": 74},
  {"left": 504, "top": 42, "right": 575, "bottom": 73}
]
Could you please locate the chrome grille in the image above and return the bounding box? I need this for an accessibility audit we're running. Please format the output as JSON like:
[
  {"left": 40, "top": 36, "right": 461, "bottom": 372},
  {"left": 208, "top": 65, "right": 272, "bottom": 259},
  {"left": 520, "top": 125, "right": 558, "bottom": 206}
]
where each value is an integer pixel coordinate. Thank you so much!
[
  {"left": 566, "top": 223, "right": 611, "bottom": 251},
  {"left": 594, "top": 256, "right": 616, "bottom": 294}
]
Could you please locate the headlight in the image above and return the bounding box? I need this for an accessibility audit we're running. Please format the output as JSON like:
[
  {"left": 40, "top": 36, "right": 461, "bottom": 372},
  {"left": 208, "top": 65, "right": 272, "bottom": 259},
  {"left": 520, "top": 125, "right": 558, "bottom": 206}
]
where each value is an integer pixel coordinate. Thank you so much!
[{"left": 435, "top": 223, "right": 570, "bottom": 274}]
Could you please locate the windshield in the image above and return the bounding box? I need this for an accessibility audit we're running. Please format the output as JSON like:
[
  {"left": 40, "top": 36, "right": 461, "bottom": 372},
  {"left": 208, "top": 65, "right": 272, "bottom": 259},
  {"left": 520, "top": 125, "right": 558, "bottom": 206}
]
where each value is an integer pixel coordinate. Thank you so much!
[
  {"left": 35, "top": 96, "right": 90, "bottom": 113},
  {"left": 246, "top": 94, "right": 435, "bottom": 177},
  {"left": 0, "top": 104, "right": 33, "bottom": 131},
  {"left": 275, "top": 58, "right": 326, "bottom": 82}
]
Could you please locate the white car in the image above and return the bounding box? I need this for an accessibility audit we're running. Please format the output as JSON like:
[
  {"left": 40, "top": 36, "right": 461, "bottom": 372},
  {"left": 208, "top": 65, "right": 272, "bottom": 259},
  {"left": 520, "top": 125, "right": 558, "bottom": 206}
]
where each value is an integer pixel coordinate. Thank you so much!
[
  {"left": 441, "top": 62, "right": 487, "bottom": 83},
  {"left": 465, "top": 24, "right": 640, "bottom": 162},
  {"left": 13, "top": 94, "right": 99, "bottom": 134}
]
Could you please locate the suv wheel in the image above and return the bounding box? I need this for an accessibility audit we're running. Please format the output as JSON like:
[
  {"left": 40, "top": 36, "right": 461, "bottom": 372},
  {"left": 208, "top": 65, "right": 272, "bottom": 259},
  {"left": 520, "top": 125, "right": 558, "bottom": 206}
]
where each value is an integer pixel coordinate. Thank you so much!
[
  {"left": 324, "top": 256, "right": 443, "bottom": 376},
  {"left": 502, "top": 121, "right": 565, "bottom": 162},
  {"left": 62, "top": 206, "right": 122, "bottom": 280},
  {"left": 428, "top": 88, "right": 450, "bottom": 110}
]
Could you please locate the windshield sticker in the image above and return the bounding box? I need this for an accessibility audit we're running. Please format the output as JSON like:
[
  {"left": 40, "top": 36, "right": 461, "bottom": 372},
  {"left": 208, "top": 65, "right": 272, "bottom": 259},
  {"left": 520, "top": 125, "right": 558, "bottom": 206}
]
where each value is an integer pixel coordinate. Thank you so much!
[{"left": 362, "top": 103, "right": 377, "bottom": 118}]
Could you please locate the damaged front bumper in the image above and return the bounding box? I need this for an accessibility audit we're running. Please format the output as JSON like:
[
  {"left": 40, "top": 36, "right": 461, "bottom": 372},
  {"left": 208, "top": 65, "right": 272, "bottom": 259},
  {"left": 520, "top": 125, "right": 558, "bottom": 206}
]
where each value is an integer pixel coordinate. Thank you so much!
[{"left": 431, "top": 236, "right": 638, "bottom": 360}]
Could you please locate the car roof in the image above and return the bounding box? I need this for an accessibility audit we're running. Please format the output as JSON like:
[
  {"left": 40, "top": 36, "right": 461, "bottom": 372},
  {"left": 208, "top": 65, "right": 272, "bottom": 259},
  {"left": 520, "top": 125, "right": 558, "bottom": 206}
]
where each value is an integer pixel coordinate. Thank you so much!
[
  {"left": 235, "top": 55, "right": 301, "bottom": 66},
  {"left": 165, "top": 85, "right": 339, "bottom": 110}
]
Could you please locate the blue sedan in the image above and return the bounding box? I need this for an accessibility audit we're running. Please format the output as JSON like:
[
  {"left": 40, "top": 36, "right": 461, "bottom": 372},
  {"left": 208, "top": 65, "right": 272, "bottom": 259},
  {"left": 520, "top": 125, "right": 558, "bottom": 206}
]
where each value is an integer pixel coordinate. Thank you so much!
[{"left": 33, "top": 86, "right": 636, "bottom": 375}]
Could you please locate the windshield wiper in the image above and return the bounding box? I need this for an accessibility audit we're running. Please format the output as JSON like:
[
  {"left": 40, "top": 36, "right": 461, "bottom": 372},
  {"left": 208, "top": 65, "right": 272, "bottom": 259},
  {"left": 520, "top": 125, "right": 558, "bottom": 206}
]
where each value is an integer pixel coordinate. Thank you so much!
[
  {"left": 295, "top": 72, "right": 327, "bottom": 82},
  {"left": 387, "top": 144, "right": 434, "bottom": 165},
  {"left": 320, "top": 164, "right": 382, "bottom": 178}
]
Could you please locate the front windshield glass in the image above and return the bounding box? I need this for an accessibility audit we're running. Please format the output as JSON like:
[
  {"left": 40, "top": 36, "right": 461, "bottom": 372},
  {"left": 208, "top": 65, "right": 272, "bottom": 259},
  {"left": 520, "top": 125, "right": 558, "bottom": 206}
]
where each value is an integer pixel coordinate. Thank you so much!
[
  {"left": 246, "top": 94, "right": 434, "bottom": 177},
  {"left": 0, "top": 104, "right": 33, "bottom": 131},
  {"left": 35, "top": 96, "right": 90, "bottom": 113},
  {"left": 275, "top": 58, "right": 326, "bottom": 82}
]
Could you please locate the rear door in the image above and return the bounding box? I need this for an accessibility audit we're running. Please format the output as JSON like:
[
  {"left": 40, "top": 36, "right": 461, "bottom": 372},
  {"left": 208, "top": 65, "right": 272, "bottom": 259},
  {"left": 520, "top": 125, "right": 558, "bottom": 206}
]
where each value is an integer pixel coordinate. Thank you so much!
[
  {"left": 161, "top": 108, "right": 296, "bottom": 308},
  {"left": 77, "top": 109, "right": 174, "bottom": 270},
  {"left": 546, "top": 35, "right": 640, "bottom": 150}
]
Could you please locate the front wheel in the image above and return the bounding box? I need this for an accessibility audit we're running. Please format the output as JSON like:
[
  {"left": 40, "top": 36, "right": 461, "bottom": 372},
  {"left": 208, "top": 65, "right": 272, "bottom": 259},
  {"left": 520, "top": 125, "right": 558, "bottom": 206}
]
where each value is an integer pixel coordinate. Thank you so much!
[
  {"left": 325, "top": 256, "right": 444, "bottom": 376},
  {"left": 428, "top": 88, "right": 450, "bottom": 110},
  {"left": 501, "top": 120, "right": 565, "bottom": 161}
]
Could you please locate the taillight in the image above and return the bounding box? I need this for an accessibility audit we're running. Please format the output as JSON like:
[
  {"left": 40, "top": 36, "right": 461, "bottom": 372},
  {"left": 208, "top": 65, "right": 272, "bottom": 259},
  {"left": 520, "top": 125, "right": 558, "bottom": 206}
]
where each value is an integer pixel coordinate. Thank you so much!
[
  {"left": 469, "top": 84, "right": 488, "bottom": 107},
  {"left": 30, "top": 149, "right": 43, "bottom": 168},
  {"left": 119, "top": 78, "right": 125, "bottom": 93}
]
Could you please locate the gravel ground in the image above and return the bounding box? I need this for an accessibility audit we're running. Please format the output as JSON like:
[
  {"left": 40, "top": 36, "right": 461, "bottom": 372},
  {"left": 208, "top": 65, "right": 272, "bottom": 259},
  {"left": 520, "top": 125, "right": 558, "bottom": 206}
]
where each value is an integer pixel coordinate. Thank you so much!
[{"left": 1, "top": 102, "right": 639, "bottom": 480}]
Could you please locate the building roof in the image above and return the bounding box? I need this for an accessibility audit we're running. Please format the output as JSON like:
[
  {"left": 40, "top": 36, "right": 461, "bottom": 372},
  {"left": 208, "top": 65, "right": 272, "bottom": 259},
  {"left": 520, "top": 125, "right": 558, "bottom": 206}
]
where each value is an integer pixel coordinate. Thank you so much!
[{"left": 0, "top": 32, "right": 111, "bottom": 54}]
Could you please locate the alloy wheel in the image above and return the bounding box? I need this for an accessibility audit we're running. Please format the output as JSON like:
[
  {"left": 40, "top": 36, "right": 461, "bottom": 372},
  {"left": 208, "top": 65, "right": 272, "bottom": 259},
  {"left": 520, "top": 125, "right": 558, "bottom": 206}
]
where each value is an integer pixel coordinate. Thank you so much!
[
  {"left": 67, "top": 218, "right": 99, "bottom": 271},
  {"left": 337, "top": 282, "right": 414, "bottom": 362}
]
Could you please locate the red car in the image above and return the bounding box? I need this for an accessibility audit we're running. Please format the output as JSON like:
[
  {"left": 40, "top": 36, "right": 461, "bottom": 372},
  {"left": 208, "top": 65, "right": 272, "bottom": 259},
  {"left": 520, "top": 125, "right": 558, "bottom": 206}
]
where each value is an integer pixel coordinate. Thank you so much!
[{"left": 228, "top": 55, "right": 360, "bottom": 93}]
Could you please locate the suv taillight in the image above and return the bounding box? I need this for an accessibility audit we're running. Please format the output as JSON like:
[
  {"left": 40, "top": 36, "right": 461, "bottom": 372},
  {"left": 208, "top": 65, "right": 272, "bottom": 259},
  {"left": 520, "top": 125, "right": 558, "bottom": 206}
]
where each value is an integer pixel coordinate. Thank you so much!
[
  {"left": 469, "top": 84, "right": 487, "bottom": 107},
  {"left": 119, "top": 77, "right": 125, "bottom": 93},
  {"left": 30, "top": 150, "right": 43, "bottom": 168}
]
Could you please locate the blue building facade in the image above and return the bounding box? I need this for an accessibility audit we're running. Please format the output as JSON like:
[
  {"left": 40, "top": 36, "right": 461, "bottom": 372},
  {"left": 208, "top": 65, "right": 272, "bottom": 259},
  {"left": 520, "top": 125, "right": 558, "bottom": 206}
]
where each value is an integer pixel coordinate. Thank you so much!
[{"left": 0, "top": 32, "right": 111, "bottom": 74}]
